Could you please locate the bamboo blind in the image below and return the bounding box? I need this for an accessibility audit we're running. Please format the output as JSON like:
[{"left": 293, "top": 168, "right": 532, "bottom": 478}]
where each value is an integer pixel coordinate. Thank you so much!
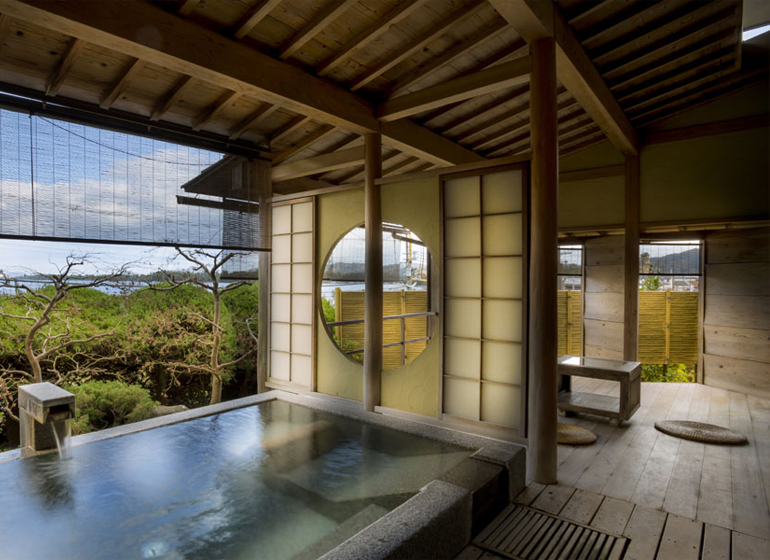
[
  {"left": 335, "top": 289, "right": 428, "bottom": 370},
  {"left": 639, "top": 291, "right": 699, "bottom": 364},
  {"left": 557, "top": 290, "right": 583, "bottom": 356}
]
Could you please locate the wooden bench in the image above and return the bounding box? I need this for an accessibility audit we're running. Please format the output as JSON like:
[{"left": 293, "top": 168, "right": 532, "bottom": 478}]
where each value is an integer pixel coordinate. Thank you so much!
[{"left": 557, "top": 355, "right": 642, "bottom": 424}]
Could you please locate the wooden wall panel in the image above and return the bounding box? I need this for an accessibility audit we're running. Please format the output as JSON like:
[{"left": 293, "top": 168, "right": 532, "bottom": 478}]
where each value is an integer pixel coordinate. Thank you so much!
[
  {"left": 703, "top": 227, "right": 770, "bottom": 397},
  {"left": 705, "top": 262, "right": 769, "bottom": 296},
  {"left": 703, "top": 354, "right": 770, "bottom": 398},
  {"left": 583, "top": 235, "right": 625, "bottom": 358},
  {"left": 704, "top": 325, "right": 770, "bottom": 364},
  {"left": 703, "top": 295, "right": 770, "bottom": 331}
]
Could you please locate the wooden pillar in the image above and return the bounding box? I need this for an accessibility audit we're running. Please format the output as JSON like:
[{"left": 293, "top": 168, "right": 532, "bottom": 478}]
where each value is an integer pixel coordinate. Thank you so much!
[
  {"left": 255, "top": 159, "right": 272, "bottom": 394},
  {"left": 624, "top": 155, "right": 640, "bottom": 361},
  {"left": 363, "top": 133, "right": 383, "bottom": 412},
  {"left": 528, "top": 38, "right": 559, "bottom": 484}
]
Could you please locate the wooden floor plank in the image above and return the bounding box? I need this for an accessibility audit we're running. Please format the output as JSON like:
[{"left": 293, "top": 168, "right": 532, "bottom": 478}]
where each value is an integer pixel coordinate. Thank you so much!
[
  {"left": 698, "top": 387, "right": 734, "bottom": 530},
  {"left": 531, "top": 484, "right": 575, "bottom": 515},
  {"left": 662, "top": 439, "right": 705, "bottom": 519},
  {"left": 657, "top": 514, "right": 703, "bottom": 560},
  {"left": 622, "top": 504, "right": 667, "bottom": 560},
  {"left": 729, "top": 391, "right": 770, "bottom": 539},
  {"left": 454, "top": 544, "right": 486, "bottom": 560},
  {"left": 687, "top": 382, "right": 712, "bottom": 423},
  {"left": 573, "top": 383, "right": 663, "bottom": 494},
  {"left": 747, "top": 394, "right": 770, "bottom": 515},
  {"left": 702, "top": 524, "right": 731, "bottom": 560},
  {"left": 602, "top": 384, "right": 679, "bottom": 500},
  {"left": 732, "top": 531, "right": 770, "bottom": 560},
  {"left": 590, "top": 496, "right": 634, "bottom": 535},
  {"left": 514, "top": 483, "right": 545, "bottom": 506},
  {"left": 630, "top": 427, "right": 680, "bottom": 510},
  {"left": 558, "top": 420, "right": 616, "bottom": 487},
  {"left": 559, "top": 488, "right": 604, "bottom": 525}
]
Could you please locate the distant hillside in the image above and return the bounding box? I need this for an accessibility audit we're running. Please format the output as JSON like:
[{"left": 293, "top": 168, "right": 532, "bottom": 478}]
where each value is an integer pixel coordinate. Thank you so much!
[{"left": 643, "top": 248, "right": 699, "bottom": 274}]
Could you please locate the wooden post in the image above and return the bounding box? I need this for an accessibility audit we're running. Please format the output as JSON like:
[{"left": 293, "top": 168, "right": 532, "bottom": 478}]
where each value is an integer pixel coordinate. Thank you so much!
[
  {"left": 624, "top": 155, "right": 640, "bottom": 361},
  {"left": 255, "top": 158, "right": 272, "bottom": 394},
  {"left": 528, "top": 38, "right": 559, "bottom": 484},
  {"left": 363, "top": 133, "right": 383, "bottom": 412}
]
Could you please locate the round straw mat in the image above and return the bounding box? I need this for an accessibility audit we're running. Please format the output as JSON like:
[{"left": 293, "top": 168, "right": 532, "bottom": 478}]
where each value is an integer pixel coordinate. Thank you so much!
[
  {"left": 654, "top": 420, "right": 748, "bottom": 445},
  {"left": 557, "top": 423, "right": 597, "bottom": 445}
]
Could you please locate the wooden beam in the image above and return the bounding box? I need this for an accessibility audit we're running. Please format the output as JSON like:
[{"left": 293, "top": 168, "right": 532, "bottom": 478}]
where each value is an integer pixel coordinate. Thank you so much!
[
  {"left": 46, "top": 37, "right": 84, "bottom": 97},
  {"left": 624, "top": 155, "right": 640, "bottom": 362},
  {"left": 278, "top": 0, "right": 357, "bottom": 60},
  {"left": 100, "top": 58, "right": 145, "bottom": 109},
  {"left": 193, "top": 90, "right": 241, "bottom": 131},
  {"left": 560, "top": 164, "right": 624, "bottom": 183},
  {"left": 385, "top": 19, "right": 508, "bottom": 97},
  {"left": 177, "top": 0, "right": 200, "bottom": 17},
  {"left": 151, "top": 75, "right": 194, "bottom": 121},
  {"left": 363, "top": 133, "right": 382, "bottom": 412},
  {"left": 316, "top": 0, "right": 424, "bottom": 77},
  {"left": 2, "top": 0, "right": 479, "bottom": 165},
  {"left": 271, "top": 176, "right": 340, "bottom": 196},
  {"left": 334, "top": 150, "right": 399, "bottom": 183},
  {"left": 349, "top": 1, "right": 486, "bottom": 92},
  {"left": 383, "top": 156, "right": 419, "bottom": 177},
  {"left": 271, "top": 146, "right": 364, "bottom": 182},
  {"left": 2, "top": 0, "right": 377, "bottom": 133},
  {"left": 643, "top": 114, "right": 770, "bottom": 146},
  {"left": 272, "top": 124, "right": 336, "bottom": 165},
  {"left": 527, "top": 37, "right": 558, "bottom": 484},
  {"left": 489, "top": 0, "right": 638, "bottom": 156},
  {"left": 269, "top": 115, "right": 311, "bottom": 145},
  {"left": 0, "top": 14, "right": 11, "bottom": 50},
  {"left": 176, "top": 195, "right": 258, "bottom": 213},
  {"left": 378, "top": 57, "right": 531, "bottom": 122},
  {"left": 232, "top": 0, "right": 283, "bottom": 41},
  {"left": 229, "top": 103, "right": 277, "bottom": 140},
  {"left": 380, "top": 120, "right": 484, "bottom": 166},
  {"left": 437, "top": 84, "right": 531, "bottom": 136}
]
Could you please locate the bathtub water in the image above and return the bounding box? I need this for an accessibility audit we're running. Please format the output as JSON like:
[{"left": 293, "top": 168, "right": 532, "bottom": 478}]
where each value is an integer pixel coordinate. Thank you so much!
[{"left": 0, "top": 400, "right": 471, "bottom": 559}]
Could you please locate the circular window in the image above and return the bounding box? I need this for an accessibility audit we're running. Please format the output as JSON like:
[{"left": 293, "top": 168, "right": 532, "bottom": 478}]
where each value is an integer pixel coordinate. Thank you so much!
[{"left": 320, "top": 223, "right": 434, "bottom": 369}]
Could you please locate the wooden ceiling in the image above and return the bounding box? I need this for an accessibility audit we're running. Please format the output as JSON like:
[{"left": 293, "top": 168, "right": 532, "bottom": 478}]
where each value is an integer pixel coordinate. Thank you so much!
[{"left": 0, "top": 0, "right": 762, "bottom": 195}]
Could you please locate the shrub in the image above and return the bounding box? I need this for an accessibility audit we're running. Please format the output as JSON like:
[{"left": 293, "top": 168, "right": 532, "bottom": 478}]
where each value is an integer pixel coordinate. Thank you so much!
[
  {"left": 641, "top": 363, "right": 695, "bottom": 383},
  {"left": 67, "top": 380, "right": 158, "bottom": 435}
]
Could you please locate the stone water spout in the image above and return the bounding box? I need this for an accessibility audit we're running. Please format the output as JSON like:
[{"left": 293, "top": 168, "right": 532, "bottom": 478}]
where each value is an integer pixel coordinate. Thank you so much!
[{"left": 19, "top": 382, "right": 75, "bottom": 457}]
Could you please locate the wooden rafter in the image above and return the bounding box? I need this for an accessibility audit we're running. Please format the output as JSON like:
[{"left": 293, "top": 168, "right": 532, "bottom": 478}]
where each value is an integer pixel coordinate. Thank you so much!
[
  {"left": 229, "top": 103, "right": 277, "bottom": 140},
  {"left": 489, "top": 0, "right": 638, "bottom": 155},
  {"left": 232, "top": 0, "right": 283, "bottom": 41},
  {"left": 272, "top": 146, "right": 365, "bottom": 182},
  {"left": 349, "top": 1, "right": 486, "bottom": 92},
  {"left": 193, "top": 90, "right": 241, "bottom": 131},
  {"left": 419, "top": 39, "right": 528, "bottom": 126},
  {"left": 177, "top": 0, "right": 200, "bottom": 17},
  {"left": 0, "top": 0, "right": 481, "bottom": 165},
  {"left": 100, "top": 58, "right": 145, "bottom": 109},
  {"left": 46, "top": 37, "right": 84, "bottom": 97},
  {"left": 385, "top": 18, "right": 508, "bottom": 97},
  {"left": 383, "top": 156, "right": 419, "bottom": 177},
  {"left": 316, "top": 0, "right": 424, "bottom": 77},
  {"left": 270, "top": 115, "right": 311, "bottom": 145},
  {"left": 378, "top": 57, "right": 531, "bottom": 122},
  {"left": 456, "top": 98, "right": 532, "bottom": 144},
  {"left": 152, "top": 75, "right": 194, "bottom": 121},
  {"left": 0, "top": 13, "right": 11, "bottom": 49},
  {"left": 436, "top": 83, "right": 532, "bottom": 135},
  {"left": 331, "top": 150, "right": 400, "bottom": 183},
  {"left": 279, "top": 0, "right": 357, "bottom": 60},
  {"left": 272, "top": 124, "right": 336, "bottom": 165}
]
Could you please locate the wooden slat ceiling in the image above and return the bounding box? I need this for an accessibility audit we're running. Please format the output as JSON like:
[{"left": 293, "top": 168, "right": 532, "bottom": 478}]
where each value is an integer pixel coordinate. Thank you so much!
[{"left": 0, "top": 0, "right": 762, "bottom": 196}]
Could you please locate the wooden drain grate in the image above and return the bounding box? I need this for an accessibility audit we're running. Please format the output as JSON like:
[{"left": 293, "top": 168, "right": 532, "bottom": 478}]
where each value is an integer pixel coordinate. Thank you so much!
[{"left": 473, "top": 504, "right": 628, "bottom": 560}]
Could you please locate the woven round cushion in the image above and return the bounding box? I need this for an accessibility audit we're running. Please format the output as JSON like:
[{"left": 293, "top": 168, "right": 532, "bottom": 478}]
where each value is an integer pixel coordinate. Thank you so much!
[
  {"left": 557, "top": 423, "right": 597, "bottom": 445},
  {"left": 654, "top": 420, "right": 748, "bottom": 445}
]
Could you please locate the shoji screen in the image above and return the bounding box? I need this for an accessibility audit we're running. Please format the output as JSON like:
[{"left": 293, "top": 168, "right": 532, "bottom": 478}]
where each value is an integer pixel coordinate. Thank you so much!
[
  {"left": 442, "top": 168, "right": 525, "bottom": 433},
  {"left": 269, "top": 199, "right": 315, "bottom": 390}
]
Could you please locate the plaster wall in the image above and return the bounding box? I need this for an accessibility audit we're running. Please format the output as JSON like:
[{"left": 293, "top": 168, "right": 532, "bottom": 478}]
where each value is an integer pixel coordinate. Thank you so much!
[{"left": 315, "top": 178, "right": 441, "bottom": 418}]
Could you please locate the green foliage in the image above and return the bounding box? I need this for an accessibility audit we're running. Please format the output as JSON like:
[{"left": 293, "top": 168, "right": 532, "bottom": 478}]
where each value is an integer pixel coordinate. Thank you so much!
[
  {"left": 66, "top": 380, "right": 158, "bottom": 435},
  {"left": 641, "top": 363, "right": 695, "bottom": 383},
  {"left": 322, "top": 298, "right": 336, "bottom": 324},
  {"left": 640, "top": 275, "right": 661, "bottom": 291}
]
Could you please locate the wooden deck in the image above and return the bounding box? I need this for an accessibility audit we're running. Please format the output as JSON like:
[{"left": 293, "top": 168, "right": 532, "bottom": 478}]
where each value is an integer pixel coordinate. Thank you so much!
[{"left": 457, "top": 380, "right": 770, "bottom": 559}]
